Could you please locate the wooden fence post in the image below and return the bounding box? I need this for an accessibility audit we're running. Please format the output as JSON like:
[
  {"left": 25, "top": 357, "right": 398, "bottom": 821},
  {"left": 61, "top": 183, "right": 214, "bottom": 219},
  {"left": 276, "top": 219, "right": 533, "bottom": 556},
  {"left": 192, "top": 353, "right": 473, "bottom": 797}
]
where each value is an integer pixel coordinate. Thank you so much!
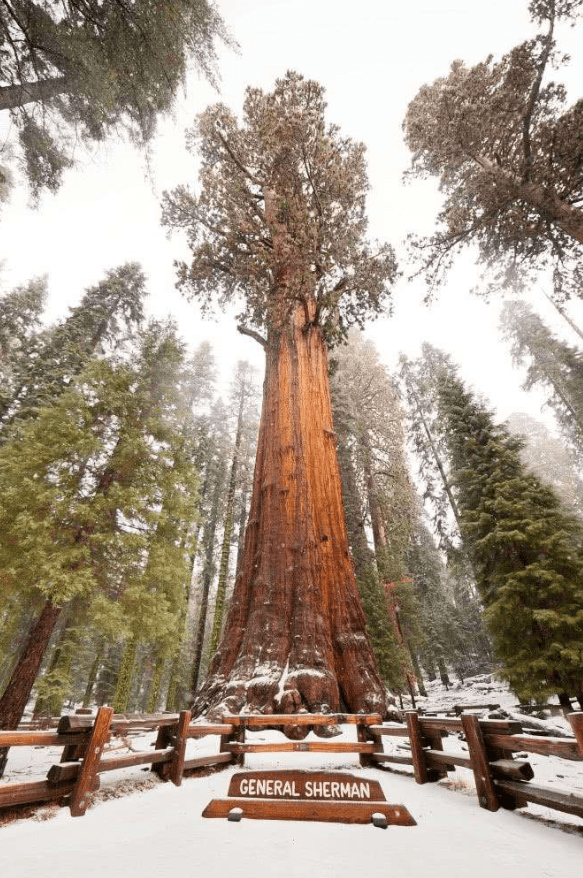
[
  {"left": 461, "top": 713, "right": 499, "bottom": 812},
  {"left": 168, "top": 710, "right": 191, "bottom": 787},
  {"left": 69, "top": 706, "right": 113, "bottom": 817},
  {"left": 357, "top": 720, "right": 375, "bottom": 767},
  {"left": 567, "top": 712, "right": 583, "bottom": 757},
  {"left": 405, "top": 711, "right": 429, "bottom": 784}
]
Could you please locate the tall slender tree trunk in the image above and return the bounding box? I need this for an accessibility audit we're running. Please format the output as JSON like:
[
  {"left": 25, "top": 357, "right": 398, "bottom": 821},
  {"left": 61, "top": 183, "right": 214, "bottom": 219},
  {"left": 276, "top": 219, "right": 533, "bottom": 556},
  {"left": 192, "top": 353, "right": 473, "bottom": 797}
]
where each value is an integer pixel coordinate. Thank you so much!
[
  {"left": 0, "top": 600, "right": 62, "bottom": 777},
  {"left": 82, "top": 643, "right": 104, "bottom": 709},
  {"left": 191, "top": 467, "right": 224, "bottom": 694},
  {"left": 0, "top": 76, "right": 72, "bottom": 111},
  {"left": 112, "top": 637, "right": 138, "bottom": 713},
  {"left": 208, "top": 394, "right": 245, "bottom": 656},
  {"left": 195, "top": 303, "right": 390, "bottom": 719}
]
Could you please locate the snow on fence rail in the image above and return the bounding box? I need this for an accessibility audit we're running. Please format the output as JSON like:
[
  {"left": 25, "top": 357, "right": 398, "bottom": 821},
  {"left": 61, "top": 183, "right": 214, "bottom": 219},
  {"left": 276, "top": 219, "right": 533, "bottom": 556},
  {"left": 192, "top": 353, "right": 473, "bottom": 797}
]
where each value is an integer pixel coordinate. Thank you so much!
[{"left": 0, "top": 709, "right": 582, "bottom": 823}]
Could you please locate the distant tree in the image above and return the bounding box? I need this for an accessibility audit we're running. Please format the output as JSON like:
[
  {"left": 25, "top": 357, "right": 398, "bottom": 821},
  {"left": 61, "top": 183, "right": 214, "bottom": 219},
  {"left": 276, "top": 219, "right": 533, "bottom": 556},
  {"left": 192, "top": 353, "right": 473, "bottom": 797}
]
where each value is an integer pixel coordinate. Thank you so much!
[
  {"left": 0, "top": 275, "right": 47, "bottom": 426},
  {"left": 163, "top": 72, "right": 397, "bottom": 718},
  {"left": 507, "top": 411, "right": 583, "bottom": 515},
  {"left": 403, "top": 0, "right": 583, "bottom": 300},
  {"left": 0, "top": 1, "right": 231, "bottom": 197},
  {"left": 501, "top": 299, "right": 583, "bottom": 460},
  {"left": 437, "top": 366, "right": 583, "bottom": 707}
]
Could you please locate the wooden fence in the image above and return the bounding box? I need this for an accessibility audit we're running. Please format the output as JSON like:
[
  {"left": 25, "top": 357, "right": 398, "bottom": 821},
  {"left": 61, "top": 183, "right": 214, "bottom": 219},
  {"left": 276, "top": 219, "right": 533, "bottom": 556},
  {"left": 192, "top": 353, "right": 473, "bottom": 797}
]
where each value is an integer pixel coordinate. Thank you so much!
[{"left": 0, "top": 708, "right": 582, "bottom": 823}]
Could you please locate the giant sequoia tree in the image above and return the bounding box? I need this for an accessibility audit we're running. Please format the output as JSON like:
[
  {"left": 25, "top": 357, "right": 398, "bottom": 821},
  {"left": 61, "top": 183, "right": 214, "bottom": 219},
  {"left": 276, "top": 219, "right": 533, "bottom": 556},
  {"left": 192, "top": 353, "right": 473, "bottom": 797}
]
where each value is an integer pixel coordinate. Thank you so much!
[
  {"left": 403, "top": 0, "right": 583, "bottom": 299},
  {"left": 163, "top": 72, "right": 396, "bottom": 718}
]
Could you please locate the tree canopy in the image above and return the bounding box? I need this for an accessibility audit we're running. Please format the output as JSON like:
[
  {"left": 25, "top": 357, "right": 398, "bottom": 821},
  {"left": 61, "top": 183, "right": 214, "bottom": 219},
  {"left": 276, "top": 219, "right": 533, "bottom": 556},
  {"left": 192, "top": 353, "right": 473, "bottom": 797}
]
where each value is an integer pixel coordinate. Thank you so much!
[
  {"left": 0, "top": 1, "right": 231, "bottom": 197},
  {"left": 162, "top": 71, "right": 396, "bottom": 347},
  {"left": 403, "top": 0, "right": 583, "bottom": 300}
]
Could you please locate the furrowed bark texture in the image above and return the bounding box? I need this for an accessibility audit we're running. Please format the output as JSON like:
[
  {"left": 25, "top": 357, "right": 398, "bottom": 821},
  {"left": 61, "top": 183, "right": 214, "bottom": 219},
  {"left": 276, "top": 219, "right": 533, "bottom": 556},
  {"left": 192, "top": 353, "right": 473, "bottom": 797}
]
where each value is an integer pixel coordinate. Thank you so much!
[{"left": 194, "top": 305, "right": 390, "bottom": 719}]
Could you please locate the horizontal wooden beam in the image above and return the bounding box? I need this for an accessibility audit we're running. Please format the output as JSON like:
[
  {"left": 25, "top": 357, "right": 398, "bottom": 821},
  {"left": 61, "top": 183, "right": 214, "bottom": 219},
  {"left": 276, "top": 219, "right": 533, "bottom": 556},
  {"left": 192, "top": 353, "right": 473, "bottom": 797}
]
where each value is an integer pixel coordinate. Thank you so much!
[
  {"left": 494, "top": 779, "right": 583, "bottom": 819},
  {"left": 372, "top": 753, "right": 413, "bottom": 766},
  {"left": 484, "top": 733, "right": 582, "bottom": 761},
  {"left": 368, "top": 724, "right": 409, "bottom": 737},
  {"left": 419, "top": 717, "right": 522, "bottom": 735},
  {"left": 202, "top": 797, "right": 417, "bottom": 825},
  {"left": 0, "top": 778, "right": 78, "bottom": 808},
  {"left": 57, "top": 713, "right": 180, "bottom": 734},
  {"left": 187, "top": 723, "right": 235, "bottom": 738},
  {"left": 0, "top": 730, "right": 92, "bottom": 747},
  {"left": 183, "top": 752, "right": 233, "bottom": 771},
  {"left": 425, "top": 749, "right": 470, "bottom": 770},
  {"left": 222, "top": 713, "right": 381, "bottom": 728},
  {"left": 224, "top": 741, "right": 376, "bottom": 754},
  {"left": 489, "top": 759, "right": 534, "bottom": 782}
]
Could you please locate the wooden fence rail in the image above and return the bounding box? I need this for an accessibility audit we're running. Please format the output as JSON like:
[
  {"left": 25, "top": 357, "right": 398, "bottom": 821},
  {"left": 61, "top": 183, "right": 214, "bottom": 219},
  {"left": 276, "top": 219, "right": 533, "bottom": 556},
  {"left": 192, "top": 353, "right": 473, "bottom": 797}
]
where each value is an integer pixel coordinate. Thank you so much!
[
  {"left": 0, "top": 708, "right": 236, "bottom": 817},
  {"left": 0, "top": 709, "right": 582, "bottom": 825}
]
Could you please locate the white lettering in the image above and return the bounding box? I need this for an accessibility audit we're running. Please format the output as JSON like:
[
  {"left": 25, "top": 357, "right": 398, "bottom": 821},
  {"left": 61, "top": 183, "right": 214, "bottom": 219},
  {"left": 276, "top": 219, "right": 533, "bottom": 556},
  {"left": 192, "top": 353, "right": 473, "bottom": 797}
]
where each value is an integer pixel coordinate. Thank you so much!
[
  {"left": 359, "top": 783, "right": 371, "bottom": 799},
  {"left": 305, "top": 781, "right": 313, "bottom": 797},
  {"left": 340, "top": 783, "right": 351, "bottom": 797},
  {"left": 292, "top": 782, "right": 300, "bottom": 798},
  {"left": 331, "top": 782, "right": 340, "bottom": 798},
  {"left": 256, "top": 780, "right": 265, "bottom": 795},
  {"left": 311, "top": 782, "right": 323, "bottom": 798},
  {"left": 248, "top": 779, "right": 256, "bottom": 795},
  {"left": 266, "top": 780, "right": 274, "bottom": 796},
  {"left": 240, "top": 779, "right": 248, "bottom": 795},
  {"left": 274, "top": 780, "right": 283, "bottom": 796},
  {"left": 322, "top": 782, "right": 331, "bottom": 798},
  {"left": 350, "top": 783, "right": 360, "bottom": 798}
]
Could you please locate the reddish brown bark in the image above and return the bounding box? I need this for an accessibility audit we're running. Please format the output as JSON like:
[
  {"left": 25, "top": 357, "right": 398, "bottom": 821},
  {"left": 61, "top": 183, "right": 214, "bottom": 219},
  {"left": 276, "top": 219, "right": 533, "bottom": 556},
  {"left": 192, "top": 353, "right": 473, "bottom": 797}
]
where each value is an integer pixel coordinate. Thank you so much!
[
  {"left": 194, "top": 302, "right": 390, "bottom": 719},
  {"left": 0, "top": 599, "right": 62, "bottom": 776}
]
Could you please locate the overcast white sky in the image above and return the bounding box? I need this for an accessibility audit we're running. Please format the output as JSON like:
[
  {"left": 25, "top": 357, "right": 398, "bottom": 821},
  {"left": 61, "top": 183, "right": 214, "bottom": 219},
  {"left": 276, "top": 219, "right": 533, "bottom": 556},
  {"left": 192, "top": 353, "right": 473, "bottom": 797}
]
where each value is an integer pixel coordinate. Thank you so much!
[{"left": 1, "top": 0, "right": 583, "bottom": 418}]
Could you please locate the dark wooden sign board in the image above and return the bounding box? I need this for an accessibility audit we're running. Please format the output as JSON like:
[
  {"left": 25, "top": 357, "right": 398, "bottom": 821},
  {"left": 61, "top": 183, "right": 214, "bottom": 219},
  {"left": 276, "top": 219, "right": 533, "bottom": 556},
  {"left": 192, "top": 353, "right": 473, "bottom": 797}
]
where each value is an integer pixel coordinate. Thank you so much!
[{"left": 202, "top": 770, "right": 416, "bottom": 827}]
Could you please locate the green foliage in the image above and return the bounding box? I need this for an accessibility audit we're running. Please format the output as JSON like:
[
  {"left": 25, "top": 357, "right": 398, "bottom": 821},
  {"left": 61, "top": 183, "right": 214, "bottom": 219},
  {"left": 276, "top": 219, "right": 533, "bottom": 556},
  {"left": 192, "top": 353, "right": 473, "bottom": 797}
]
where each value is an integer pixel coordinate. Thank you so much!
[
  {"left": 403, "top": 0, "right": 583, "bottom": 300},
  {"left": 1, "top": 1, "right": 231, "bottom": 197},
  {"left": 437, "top": 366, "right": 583, "bottom": 700},
  {"left": 162, "top": 71, "right": 396, "bottom": 346}
]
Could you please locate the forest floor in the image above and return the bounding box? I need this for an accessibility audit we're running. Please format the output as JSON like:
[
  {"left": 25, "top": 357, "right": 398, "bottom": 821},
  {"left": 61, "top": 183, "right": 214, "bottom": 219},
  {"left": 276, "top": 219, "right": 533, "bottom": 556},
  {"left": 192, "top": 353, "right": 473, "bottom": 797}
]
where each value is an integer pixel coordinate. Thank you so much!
[{"left": 1, "top": 675, "right": 582, "bottom": 877}]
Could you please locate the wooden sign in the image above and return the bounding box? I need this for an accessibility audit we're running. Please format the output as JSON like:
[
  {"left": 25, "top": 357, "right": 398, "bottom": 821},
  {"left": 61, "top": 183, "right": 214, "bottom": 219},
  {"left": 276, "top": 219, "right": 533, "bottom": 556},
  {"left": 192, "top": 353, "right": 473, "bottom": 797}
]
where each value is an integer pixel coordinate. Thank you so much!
[
  {"left": 202, "top": 770, "right": 416, "bottom": 827},
  {"left": 228, "top": 770, "right": 385, "bottom": 801}
]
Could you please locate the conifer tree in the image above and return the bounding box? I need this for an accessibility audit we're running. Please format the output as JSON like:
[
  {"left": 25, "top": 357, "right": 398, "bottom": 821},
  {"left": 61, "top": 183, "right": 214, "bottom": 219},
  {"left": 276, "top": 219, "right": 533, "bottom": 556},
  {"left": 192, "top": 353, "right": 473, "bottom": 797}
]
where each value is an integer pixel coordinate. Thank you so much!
[
  {"left": 501, "top": 299, "right": 583, "bottom": 460},
  {"left": 437, "top": 367, "right": 583, "bottom": 706},
  {"left": 164, "top": 72, "right": 396, "bottom": 717},
  {"left": 0, "top": 319, "right": 197, "bottom": 770},
  {"left": 1, "top": 262, "right": 146, "bottom": 432}
]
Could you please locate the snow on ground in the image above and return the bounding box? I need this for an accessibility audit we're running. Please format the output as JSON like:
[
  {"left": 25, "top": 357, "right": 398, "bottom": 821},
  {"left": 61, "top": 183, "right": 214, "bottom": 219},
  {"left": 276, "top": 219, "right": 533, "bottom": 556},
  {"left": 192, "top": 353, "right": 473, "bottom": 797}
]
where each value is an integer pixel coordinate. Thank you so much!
[{"left": 1, "top": 677, "right": 582, "bottom": 877}]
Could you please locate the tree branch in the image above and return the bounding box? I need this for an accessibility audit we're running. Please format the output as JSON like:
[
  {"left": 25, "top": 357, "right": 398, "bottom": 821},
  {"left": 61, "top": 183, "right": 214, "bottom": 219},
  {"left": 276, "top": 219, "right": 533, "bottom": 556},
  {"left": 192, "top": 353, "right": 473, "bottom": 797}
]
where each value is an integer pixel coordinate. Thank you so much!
[
  {"left": 522, "top": 3, "right": 555, "bottom": 181},
  {"left": 237, "top": 325, "right": 266, "bottom": 348}
]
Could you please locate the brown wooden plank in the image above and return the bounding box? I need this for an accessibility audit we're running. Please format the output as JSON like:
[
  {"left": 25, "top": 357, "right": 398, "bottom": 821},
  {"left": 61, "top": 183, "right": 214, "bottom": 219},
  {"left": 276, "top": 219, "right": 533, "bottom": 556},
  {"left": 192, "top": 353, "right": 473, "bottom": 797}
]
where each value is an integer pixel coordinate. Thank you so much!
[
  {"left": 0, "top": 779, "right": 77, "bottom": 808},
  {"left": 494, "top": 779, "right": 583, "bottom": 819},
  {"left": 419, "top": 717, "right": 523, "bottom": 735},
  {"left": 168, "top": 710, "right": 191, "bottom": 787},
  {"left": 425, "top": 749, "right": 470, "bottom": 770},
  {"left": 183, "top": 752, "right": 233, "bottom": 771},
  {"left": 202, "top": 797, "right": 416, "bottom": 825},
  {"left": 222, "top": 713, "right": 382, "bottom": 728},
  {"left": 372, "top": 753, "right": 414, "bottom": 766},
  {"left": 47, "top": 749, "right": 173, "bottom": 783},
  {"left": 69, "top": 706, "right": 113, "bottom": 817},
  {"left": 567, "top": 712, "right": 583, "bottom": 757},
  {"left": 227, "top": 770, "right": 386, "bottom": 801},
  {"left": 461, "top": 713, "right": 499, "bottom": 812},
  {"left": 187, "top": 723, "right": 235, "bottom": 738},
  {"left": 405, "top": 711, "right": 429, "bottom": 784},
  {"left": 484, "top": 733, "right": 582, "bottom": 761},
  {"left": 368, "top": 724, "right": 409, "bottom": 737},
  {"left": 0, "top": 730, "right": 90, "bottom": 747},
  {"left": 489, "top": 759, "right": 534, "bottom": 781},
  {"left": 57, "top": 713, "right": 179, "bottom": 734},
  {"left": 151, "top": 724, "right": 173, "bottom": 780},
  {"left": 224, "top": 741, "right": 376, "bottom": 754}
]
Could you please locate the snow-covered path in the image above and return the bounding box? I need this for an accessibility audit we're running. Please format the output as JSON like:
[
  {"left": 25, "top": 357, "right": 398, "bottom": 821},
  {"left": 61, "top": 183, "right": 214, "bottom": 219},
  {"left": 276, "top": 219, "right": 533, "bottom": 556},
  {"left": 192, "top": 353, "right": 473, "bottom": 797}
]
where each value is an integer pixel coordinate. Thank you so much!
[{"left": 1, "top": 758, "right": 581, "bottom": 878}]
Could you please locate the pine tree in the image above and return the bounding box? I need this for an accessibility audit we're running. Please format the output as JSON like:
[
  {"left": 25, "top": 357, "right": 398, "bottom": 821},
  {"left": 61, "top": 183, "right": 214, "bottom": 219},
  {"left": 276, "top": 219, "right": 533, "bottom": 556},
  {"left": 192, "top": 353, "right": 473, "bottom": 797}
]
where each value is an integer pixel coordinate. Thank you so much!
[
  {"left": 501, "top": 299, "right": 583, "bottom": 461},
  {"left": 437, "top": 367, "right": 583, "bottom": 706}
]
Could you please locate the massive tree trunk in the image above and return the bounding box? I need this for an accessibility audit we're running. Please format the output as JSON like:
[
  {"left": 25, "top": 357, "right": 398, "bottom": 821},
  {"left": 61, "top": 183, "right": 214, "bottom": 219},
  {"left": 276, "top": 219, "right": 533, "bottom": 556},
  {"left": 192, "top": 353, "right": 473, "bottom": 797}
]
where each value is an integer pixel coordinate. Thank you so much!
[
  {"left": 194, "top": 303, "right": 390, "bottom": 719},
  {"left": 0, "top": 600, "right": 62, "bottom": 777}
]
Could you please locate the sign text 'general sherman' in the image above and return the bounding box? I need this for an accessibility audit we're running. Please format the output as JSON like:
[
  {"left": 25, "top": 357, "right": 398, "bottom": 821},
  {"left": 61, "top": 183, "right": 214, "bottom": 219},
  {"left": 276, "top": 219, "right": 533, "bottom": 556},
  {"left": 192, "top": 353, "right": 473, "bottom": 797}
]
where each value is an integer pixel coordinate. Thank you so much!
[{"left": 228, "top": 770, "right": 386, "bottom": 801}]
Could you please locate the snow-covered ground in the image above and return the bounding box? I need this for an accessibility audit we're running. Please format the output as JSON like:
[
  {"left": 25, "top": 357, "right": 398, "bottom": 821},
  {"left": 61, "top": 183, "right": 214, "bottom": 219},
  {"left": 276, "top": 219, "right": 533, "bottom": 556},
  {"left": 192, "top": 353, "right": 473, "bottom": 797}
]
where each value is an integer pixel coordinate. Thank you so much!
[{"left": 1, "top": 676, "right": 582, "bottom": 877}]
